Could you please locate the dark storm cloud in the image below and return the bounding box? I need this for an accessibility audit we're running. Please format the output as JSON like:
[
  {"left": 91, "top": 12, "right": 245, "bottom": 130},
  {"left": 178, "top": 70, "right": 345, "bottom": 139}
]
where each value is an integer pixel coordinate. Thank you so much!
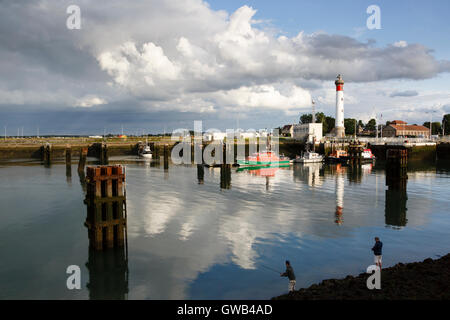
[{"left": 0, "top": 0, "right": 449, "bottom": 134}]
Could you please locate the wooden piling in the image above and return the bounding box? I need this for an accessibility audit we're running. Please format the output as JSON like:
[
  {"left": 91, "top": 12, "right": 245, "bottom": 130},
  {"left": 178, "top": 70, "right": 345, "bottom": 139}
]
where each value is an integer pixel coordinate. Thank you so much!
[
  {"left": 78, "top": 147, "right": 88, "bottom": 173},
  {"left": 348, "top": 143, "right": 363, "bottom": 166},
  {"left": 84, "top": 165, "right": 126, "bottom": 251},
  {"left": 100, "top": 142, "right": 108, "bottom": 165},
  {"left": 220, "top": 143, "right": 231, "bottom": 189},
  {"left": 163, "top": 144, "right": 169, "bottom": 170},
  {"left": 197, "top": 164, "right": 204, "bottom": 184},
  {"left": 386, "top": 147, "right": 408, "bottom": 189},
  {"left": 154, "top": 143, "right": 159, "bottom": 159},
  {"left": 43, "top": 143, "right": 52, "bottom": 165},
  {"left": 65, "top": 145, "right": 71, "bottom": 166}
]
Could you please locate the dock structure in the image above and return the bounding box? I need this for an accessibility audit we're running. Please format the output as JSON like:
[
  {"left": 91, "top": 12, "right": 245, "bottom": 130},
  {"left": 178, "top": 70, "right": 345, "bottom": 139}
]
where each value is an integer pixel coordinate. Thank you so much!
[{"left": 84, "top": 165, "right": 127, "bottom": 251}]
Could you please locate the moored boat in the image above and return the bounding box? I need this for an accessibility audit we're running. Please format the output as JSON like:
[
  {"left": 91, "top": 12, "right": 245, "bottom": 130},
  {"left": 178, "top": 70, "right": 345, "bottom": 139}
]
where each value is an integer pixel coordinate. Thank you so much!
[
  {"left": 237, "top": 151, "right": 291, "bottom": 167},
  {"left": 340, "top": 148, "right": 376, "bottom": 164},
  {"left": 326, "top": 149, "right": 348, "bottom": 163},
  {"left": 138, "top": 144, "right": 153, "bottom": 159},
  {"left": 294, "top": 151, "right": 324, "bottom": 163},
  {"left": 361, "top": 148, "right": 376, "bottom": 161}
]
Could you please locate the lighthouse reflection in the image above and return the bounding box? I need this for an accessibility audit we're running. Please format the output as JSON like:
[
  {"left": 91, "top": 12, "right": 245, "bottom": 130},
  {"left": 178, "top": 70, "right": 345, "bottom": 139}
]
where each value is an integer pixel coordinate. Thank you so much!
[
  {"left": 323, "top": 164, "right": 347, "bottom": 225},
  {"left": 335, "top": 168, "right": 345, "bottom": 225}
]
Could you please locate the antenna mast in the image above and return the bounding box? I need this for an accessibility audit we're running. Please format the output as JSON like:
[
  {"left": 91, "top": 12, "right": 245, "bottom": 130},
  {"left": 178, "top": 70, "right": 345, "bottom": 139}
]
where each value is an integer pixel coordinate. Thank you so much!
[{"left": 312, "top": 99, "right": 316, "bottom": 123}]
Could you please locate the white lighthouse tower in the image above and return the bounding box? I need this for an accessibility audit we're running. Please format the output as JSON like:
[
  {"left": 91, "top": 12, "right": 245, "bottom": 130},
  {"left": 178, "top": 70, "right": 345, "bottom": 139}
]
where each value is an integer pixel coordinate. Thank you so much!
[{"left": 334, "top": 74, "right": 345, "bottom": 138}]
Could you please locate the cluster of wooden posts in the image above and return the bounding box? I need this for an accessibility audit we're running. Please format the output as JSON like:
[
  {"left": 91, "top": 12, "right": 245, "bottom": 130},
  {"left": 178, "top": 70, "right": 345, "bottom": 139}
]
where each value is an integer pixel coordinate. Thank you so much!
[
  {"left": 347, "top": 143, "right": 364, "bottom": 166},
  {"left": 41, "top": 142, "right": 108, "bottom": 171},
  {"left": 84, "top": 165, "right": 127, "bottom": 251}
]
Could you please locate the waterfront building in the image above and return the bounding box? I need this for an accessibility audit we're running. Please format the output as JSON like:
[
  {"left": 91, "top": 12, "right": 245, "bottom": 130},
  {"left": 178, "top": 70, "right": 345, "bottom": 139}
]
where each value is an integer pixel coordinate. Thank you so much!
[
  {"left": 293, "top": 123, "right": 323, "bottom": 143},
  {"left": 382, "top": 120, "right": 430, "bottom": 138},
  {"left": 281, "top": 124, "right": 294, "bottom": 137}
]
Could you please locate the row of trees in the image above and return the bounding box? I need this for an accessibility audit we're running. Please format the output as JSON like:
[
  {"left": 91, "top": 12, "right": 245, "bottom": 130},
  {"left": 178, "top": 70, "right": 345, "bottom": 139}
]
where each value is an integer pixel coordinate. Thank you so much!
[
  {"left": 299, "top": 113, "right": 450, "bottom": 136},
  {"left": 300, "top": 113, "right": 377, "bottom": 135},
  {"left": 423, "top": 115, "right": 450, "bottom": 135}
]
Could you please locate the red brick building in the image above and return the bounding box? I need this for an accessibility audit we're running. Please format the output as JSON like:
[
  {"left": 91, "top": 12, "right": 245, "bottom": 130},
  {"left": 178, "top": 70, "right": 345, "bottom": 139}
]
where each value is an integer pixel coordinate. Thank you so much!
[{"left": 382, "top": 120, "right": 430, "bottom": 138}]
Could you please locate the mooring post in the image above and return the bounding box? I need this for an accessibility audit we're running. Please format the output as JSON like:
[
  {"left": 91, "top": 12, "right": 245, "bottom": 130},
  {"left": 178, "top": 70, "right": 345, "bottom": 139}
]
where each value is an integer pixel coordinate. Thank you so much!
[
  {"left": 197, "top": 164, "right": 204, "bottom": 184},
  {"left": 220, "top": 143, "right": 231, "bottom": 189},
  {"left": 42, "top": 143, "right": 52, "bottom": 165},
  {"left": 65, "top": 145, "right": 72, "bottom": 179},
  {"left": 154, "top": 143, "right": 159, "bottom": 159},
  {"left": 65, "top": 145, "right": 71, "bottom": 166},
  {"left": 196, "top": 144, "right": 204, "bottom": 184},
  {"left": 84, "top": 165, "right": 126, "bottom": 250},
  {"left": 163, "top": 144, "right": 169, "bottom": 170},
  {"left": 78, "top": 147, "right": 88, "bottom": 173},
  {"left": 100, "top": 142, "right": 108, "bottom": 165},
  {"left": 386, "top": 147, "right": 408, "bottom": 189}
]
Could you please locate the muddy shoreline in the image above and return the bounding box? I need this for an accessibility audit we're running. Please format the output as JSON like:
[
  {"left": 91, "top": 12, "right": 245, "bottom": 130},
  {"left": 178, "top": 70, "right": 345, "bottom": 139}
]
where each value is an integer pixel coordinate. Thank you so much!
[{"left": 273, "top": 254, "right": 450, "bottom": 300}]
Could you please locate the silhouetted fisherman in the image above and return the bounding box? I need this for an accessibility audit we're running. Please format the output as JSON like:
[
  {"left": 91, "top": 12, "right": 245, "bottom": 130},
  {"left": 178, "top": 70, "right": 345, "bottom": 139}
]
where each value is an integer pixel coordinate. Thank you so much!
[
  {"left": 280, "top": 260, "right": 296, "bottom": 293},
  {"left": 372, "top": 237, "right": 383, "bottom": 270}
]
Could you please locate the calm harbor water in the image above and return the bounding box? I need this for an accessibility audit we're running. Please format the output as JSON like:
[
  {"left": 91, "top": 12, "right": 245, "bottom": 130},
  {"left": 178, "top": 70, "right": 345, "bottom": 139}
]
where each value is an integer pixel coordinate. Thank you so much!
[{"left": 1, "top": 158, "right": 450, "bottom": 299}]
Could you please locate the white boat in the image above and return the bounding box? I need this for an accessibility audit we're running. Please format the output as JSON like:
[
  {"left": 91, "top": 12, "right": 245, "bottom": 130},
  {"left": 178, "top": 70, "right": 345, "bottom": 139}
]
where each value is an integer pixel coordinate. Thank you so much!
[
  {"left": 139, "top": 145, "right": 153, "bottom": 159},
  {"left": 294, "top": 151, "right": 324, "bottom": 163}
]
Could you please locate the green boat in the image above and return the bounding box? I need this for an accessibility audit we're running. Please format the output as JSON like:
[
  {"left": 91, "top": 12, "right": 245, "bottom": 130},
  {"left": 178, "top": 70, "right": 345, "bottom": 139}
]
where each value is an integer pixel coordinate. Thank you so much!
[
  {"left": 236, "top": 164, "right": 290, "bottom": 172},
  {"left": 237, "top": 151, "right": 291, "bottom": 167}
]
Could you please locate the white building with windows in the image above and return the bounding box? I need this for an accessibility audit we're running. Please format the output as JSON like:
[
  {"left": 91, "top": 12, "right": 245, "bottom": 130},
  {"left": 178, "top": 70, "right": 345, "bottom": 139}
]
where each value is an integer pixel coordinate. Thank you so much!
[{"left": 293, "top": 123, "right": 323, "bottom": 143}]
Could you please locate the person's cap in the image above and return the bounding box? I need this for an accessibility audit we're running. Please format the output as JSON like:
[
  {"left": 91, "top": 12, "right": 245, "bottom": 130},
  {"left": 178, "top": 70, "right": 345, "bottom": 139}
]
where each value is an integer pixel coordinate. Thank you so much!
[{"left": 285, "top": 260, "right": 290, "bottom": 264}]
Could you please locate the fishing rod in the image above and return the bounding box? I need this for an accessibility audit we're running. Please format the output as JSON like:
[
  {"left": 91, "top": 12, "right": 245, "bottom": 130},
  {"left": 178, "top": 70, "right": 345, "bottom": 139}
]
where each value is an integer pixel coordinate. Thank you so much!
[{"left": 260, "top": 264, "right": 282, "bottom": 274}]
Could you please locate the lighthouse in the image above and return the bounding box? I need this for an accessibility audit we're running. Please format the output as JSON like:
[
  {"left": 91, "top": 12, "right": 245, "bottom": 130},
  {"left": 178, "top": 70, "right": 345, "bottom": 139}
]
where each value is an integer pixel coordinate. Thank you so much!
[{"left": 335, "top": 74, "right": 345, "bottom": 138}]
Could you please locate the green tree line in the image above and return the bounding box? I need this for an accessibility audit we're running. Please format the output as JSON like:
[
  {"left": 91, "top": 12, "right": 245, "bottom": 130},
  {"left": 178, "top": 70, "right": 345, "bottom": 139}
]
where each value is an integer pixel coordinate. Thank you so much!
[{"left": 299, "top": 113, "right": 450, "bottom": 136}]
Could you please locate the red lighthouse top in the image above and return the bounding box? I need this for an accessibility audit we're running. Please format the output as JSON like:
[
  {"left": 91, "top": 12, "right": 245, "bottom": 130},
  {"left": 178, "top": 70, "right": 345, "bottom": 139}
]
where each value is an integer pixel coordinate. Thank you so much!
[{"left": 335, "top": 74, "right": 344, "bottom": 91}]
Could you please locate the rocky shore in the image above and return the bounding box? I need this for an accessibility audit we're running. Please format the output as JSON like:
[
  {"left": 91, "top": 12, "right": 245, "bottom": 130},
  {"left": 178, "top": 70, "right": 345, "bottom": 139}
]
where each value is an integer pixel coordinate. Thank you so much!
[{"left": 273, "top": 254, "right": 450, "bottom": 300}]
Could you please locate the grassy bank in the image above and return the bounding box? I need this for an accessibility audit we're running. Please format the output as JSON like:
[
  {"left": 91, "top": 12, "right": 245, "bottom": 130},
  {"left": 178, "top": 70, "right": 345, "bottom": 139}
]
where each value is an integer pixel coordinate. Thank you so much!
[{"left": 273, "top": 254, "right": 450, "bottom": 300}]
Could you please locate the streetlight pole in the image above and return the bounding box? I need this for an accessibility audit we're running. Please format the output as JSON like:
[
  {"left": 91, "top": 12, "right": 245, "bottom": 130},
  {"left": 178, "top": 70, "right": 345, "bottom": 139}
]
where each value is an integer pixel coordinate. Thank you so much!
[
  {"left": 430, "top": 113, "right": 432, "bottom": 138},
  {"left": 443, "top": 115, "right": 446, "bottom": 136}
]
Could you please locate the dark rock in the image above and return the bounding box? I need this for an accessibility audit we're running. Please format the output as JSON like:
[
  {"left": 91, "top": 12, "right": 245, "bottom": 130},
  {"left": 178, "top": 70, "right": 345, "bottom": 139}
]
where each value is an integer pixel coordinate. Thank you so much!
[{"left": 273, "top": 253, "right": 450, "bottom": 300}]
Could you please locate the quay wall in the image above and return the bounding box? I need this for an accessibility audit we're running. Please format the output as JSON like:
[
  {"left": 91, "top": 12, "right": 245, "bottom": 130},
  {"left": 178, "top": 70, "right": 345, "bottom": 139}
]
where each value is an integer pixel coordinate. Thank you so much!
[
  {"left": 1, "top": 139, "right": 449, "bottom": 162},
  {"left": 0, "top": 143, "right": 143, "bottom": 160},
  {"left": 437, "top": 142, "right": 450, "bottom": 160},
  {"left": 369, "top": 144, "right": 436, "bottom": 161}
]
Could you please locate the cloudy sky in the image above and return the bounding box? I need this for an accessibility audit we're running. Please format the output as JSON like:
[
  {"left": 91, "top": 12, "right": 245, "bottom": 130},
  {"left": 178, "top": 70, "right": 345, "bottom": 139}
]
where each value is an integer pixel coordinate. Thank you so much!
[{"left": 1, "top": 0, "right": 449, "bottom": 135}]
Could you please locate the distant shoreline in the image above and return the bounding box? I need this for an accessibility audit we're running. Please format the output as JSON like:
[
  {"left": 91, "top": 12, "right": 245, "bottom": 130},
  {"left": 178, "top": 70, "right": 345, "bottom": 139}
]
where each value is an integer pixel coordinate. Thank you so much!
[{"left": 272, "top": 254, "right": 450, "bottom": 300}]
